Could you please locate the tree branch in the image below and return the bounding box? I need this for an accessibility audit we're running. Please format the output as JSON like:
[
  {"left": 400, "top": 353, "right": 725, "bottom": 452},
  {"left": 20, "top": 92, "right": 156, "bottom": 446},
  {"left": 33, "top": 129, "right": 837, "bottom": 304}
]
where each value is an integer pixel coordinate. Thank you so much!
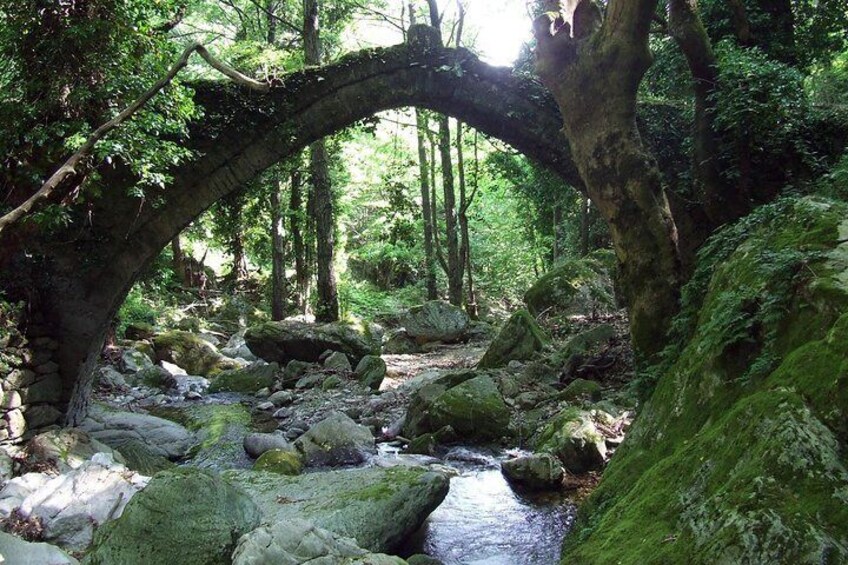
[{"left": 0, "top": 43, "right": 270, "bottom": 239}]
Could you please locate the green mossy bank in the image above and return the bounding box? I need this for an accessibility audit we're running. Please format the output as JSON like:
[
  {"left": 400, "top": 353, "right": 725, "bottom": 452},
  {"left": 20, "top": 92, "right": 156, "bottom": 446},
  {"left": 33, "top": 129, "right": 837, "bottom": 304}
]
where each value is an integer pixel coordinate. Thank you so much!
[{"left": 563, "top": 197, "right": 848, "bottom": 563}]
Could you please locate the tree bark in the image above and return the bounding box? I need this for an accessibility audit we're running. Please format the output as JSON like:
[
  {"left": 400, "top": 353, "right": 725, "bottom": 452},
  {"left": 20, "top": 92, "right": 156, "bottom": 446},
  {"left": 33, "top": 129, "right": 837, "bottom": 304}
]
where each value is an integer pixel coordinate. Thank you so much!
[
  {"left": 289, "top": 168, "right": 309, "bottom": 313},
  {"left": 171, "top": 235, "right": 188, "bottom": 287},
  {"left": 534, "top": 0, "right": 683, "bottom": 357},
  {"left": 416, "top": 110, "right": 439, "bottom": 300},
  {"left": 270, "top": 179, "right": 287, "bottom": 321},
  {"left": 456, "top": 121, "right": 477, "bottom": 316},
  {"left": 579, "top": 195, "right": 590, "bottom": 257},
  {"left": 437, "top": 115, "right": 462, "bottom": 306},
  {"left": 303, "top": 0, "right": 339, "bottom": 322}
]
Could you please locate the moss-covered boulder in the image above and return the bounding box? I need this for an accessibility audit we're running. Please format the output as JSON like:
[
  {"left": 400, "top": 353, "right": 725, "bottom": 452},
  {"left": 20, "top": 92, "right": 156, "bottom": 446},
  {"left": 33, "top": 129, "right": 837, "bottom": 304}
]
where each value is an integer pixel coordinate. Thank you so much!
[
  {"left": 152, "top": 331, "right": 237, "bottom": 376},
  {"left": 208, "top": 361, "right": 278, "bottom": 393},
  {"left": 563, "top": 198, "right": 848, "bottom": 563},
  {"left": 401, "top": 300, "right": 469, "bottom": 344},
  {"left": 523, "top": 256, "right": 614, "bottom": 318},
  {"left": 253, "top": 449, "right": 303, "bottom": 475},
  {"left": 83, "top": 468, "right": 261, "bottom": 565},
  {"left": 558, "top": 378, "right": 602, "bottom": 402},
  {"left": 404, "top": 373, "right": 510, "bottom": 443},
  {"left": 477, "top": 309, "right": 549, "bottom": 369},
  {"left": 534, "top": 408, "right": 607, "bottom": 474},
  {"left": 225, "top": 466, "right": 449, "bottom": 553},
  {"left": 113, "top": 439, "right": 175, "bottom": 476},
  {"left": 245, "top": 320, "right": 377, "bottom": 367}
]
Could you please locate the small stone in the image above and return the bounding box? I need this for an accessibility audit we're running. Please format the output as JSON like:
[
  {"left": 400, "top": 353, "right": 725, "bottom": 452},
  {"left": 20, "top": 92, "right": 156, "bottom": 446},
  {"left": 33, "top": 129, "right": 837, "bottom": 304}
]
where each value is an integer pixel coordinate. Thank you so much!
[
  {"left": 184, "top": 391, "right": 203, "bottom": 401},
  {"left": 5, "top": 409, "right": 27, "bottom": 439},
  {"left": 323, "top": 351, "right": 352, "bottom": 372},
  {"left": 255, "top": 387, "right": 271, "bottom": 398},
  {"left": 0, "top": 390, "right": 22, "bottom": 410},
  {"left": 256, "top": 401, "right": 275, "bottom": 411},
  {"left": 501, "top": 453, "right": 564, "bottom": 491},
  {"left": 243, "top": 433, "right": 293, "bottom": 459},
  {"left": 252, "top": 449, "right": 303, "bottom": 475},
  {"left": 273, "top": 407, "right": 293, "bottom": 420},
  {"left": 268, "top": 390, "right": 294, "bottom": 406}
]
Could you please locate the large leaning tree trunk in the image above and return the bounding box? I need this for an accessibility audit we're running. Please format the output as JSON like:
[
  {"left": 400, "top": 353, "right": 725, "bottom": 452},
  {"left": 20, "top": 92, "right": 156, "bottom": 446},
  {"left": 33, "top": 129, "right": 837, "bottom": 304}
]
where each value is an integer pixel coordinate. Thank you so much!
[
  {"left": 303, "top": 0, "right": 339, "bottom": 322},
  {"left": 533, "top": 0, "right": 682, "bottom": 357}
]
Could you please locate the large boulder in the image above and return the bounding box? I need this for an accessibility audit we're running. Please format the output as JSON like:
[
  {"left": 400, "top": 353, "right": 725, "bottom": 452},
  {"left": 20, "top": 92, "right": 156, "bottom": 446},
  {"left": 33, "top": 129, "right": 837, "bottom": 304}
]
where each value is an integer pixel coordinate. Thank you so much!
[
  {"left": 232, "top": 519, "right": 406, "bottom": 565},
  {"left": 501, "top": 453, "right": 564, "bottom": 491},
  {"left": 0, "top": 531, "right": 79, "bottom": 565},
  {"left": 225, "top": 466, "right": 449, "bottom": 553},
  {"left": 245, "top": 320, "right": 378, "bottom": 367},
  {"left": 523, "top": 254, "right": 615, "bottom": 318},
  {"left": 533, "top": 408, "right": 607, "bottom": 474},
  {"left": 253, "top": 449, "right": 303, "bottom": 475},
  {"left": 355, "top": 355, "right": 387, "bottom": 391},
  {"left": 22, "top": 428, "right": 126, "bottom": 473},
  {"left": 401, "top": 301, "right": 469, "bottom": 344},
  {"left": 208, "top": 361, "right": 278, "bottom": 393},
  {"left": 83, "top": 468, "right": 261, "bottom": 565},
  {"left": 6, "top": 453, "right": 148, "bottom": 552},
  {"left": 404, "top": 373, "right": 510, "bottom": 443},
  {"left": 294, "top": 412, "right": 376, "bottom": 467},
  {"left": 563, "top": 198, "right": 848, "bottom": 563},
  {"left": 243, "top": 432, "right": 293, "bottom": 459},
  {"left": 152, "top": 331, "right": 238, "bottom": 376},
  {"left": 477, "top": 309, "right": 549, "bottom": 369},
  {"left": 79, "top": 404, "right": 194, "bottom": 460}
]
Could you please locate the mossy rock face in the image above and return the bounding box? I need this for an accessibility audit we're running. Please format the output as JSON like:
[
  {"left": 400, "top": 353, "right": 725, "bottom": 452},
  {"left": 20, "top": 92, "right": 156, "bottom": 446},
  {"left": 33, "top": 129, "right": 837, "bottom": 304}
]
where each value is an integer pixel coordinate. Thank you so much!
[
  {"left": 501, "top": 453, "right": 564, "bottom": 491},
  {"left": 563, "top": 197, "right": 848, "bottom": 564},
  {"left": 83, "top": 467, "right": 261, "bottom": 565},
  {"left": 523, "top": 257, "right": 615, "bottom": 318},
  {"left": 245, "top": 320, "right": 377, "bottom": 367},
  {"left": 208, "top": 361, "right": 278, "bottom": 393},
  {"left": 294, "top": 412, "right": 376, "bottom": 467},
  {"left": 253, "top": 449, "right": 303, "bottom": 475},
  {"left": 113, "top": 439, "right": 175, "bottom": 476},
  {"left": 558, "top": 378, "right": 602, "bottom": 402},
  {"left": 478, "top": 309, "right": 549, "bottom": 369},
  {"left": 405, "top": 375, "right": 510, "bottom": 443},
  {"left": 152, "top": 331, "right": 237, "bottom": 376},
  {"left": 356, "top": 355, "right": 387, "bottom": 391},
  {"left": 401, "top": 301, "right": 470, "bottom": 344}
]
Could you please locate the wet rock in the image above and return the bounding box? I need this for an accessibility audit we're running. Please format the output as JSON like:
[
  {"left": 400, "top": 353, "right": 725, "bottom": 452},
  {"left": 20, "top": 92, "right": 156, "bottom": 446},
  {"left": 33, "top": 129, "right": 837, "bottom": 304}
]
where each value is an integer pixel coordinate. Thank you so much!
[
  {"left": 501, "top": 453, "right": 564, "bottom": 491},
  {"left": 324, "top": 351, "right": 352, "bottom": 371},
  {"left": 294, "top": 411, "right": 376, "bottom": 467},
  {"left": 83, "top": 467, "right": 261, "bottom": 565},
  {"left": 356, "top": 355, "right": 387, "bottom": 391},
  {"left": 232, "top": 519, "right": 406, "bottom": 565},
  {"left": 253, "top": 449, "right": 303, "bottom": 475},
  {"left": 477, "top": 310, "right": 549, "bottom": 369},
  {"left": 245, "top": 320, "right": 377, "bottom": 367},
  {"left": 79, "top": 404, "right": 194, "bottom": 460},
  {"left": 534, "top": 409, "right": 607, "bottom": 474},
  {"left": 0, "top": 531, "right": 79, "bottom": 564},
  {"left": 225, "top": 466, "right": 449, "bottom": 553},
  {"left": 11, "top": 453, "right": 148, "bottom": 552},
  {"left": 152, "top": 331, "right": 239, "bottom": 377},
  {"left": 243, "top": 432, "right": 293, "bottom": 459},
  {"left": 208, "top": 361, "right": 278, "bottom": 394},
  {"left": 402, "top": 301, "right": 469, "bottom": 344}
]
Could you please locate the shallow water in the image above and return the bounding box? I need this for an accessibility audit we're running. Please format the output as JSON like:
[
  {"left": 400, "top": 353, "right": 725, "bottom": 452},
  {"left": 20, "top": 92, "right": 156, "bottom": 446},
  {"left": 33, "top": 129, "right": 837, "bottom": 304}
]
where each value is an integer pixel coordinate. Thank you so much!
[{"left": 400, "top": 449, "right": 576, "bottom": 565}]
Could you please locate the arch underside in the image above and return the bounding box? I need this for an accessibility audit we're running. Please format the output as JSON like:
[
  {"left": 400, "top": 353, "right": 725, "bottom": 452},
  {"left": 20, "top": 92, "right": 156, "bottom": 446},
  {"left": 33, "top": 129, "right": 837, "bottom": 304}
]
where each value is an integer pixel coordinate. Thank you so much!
[{"left": 35, "top": 40, "right": 578, "bottom": 423}]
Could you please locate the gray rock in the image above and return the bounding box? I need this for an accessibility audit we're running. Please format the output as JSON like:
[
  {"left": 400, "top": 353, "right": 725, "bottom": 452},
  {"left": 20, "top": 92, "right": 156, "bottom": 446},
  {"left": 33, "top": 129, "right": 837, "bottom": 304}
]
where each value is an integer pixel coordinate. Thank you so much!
[
  {"left": 225, "top": 466, "right": 449, "bottom": 553},
  {"left": 501, "top": 453, "right": 564, "bottom": 490},
  {"left": 232, "top": 519, "right": 406, "bottom": 565},
  {"left": 22, "top": 372, "right": 64, "bottom": 403},
  {"left": 83, "top": 467, "right": 261, "bottom": 565},
  {"left": 294, "top": 412, "right": 376, "bottom": 467},
  {"left": 267, "top": 390, "right": 293, "bottom": 406},
  {"left": 14, "top": 453, "right": 148, "bottom": 552},
  {"left": 120, "top": 349, "right": 153, "bottom": 374},
  {"left": 23, "top": 429, "right": 127, "bottom": 473},
  {"left": 79, "top": 404, "right": 194, "bottom": 460},
  {"left": 255, "top": 401, "right": 275, "bottom": 411},
  {"left": 23, "top": 404, "right": 63, "bottom": 429},
  {"left": 477, "top": 309, "right": 549, "bottom": 369},
  {"left": 221, "top": 332, "right": 258, "bottom": 362},
  {"left": 245, "top": 321, "right": 377, "bottom": 367},
  {"left": 0, "top": 531, "right": 79, "bottom": 564},
  {"left": 355, "top": 355, "right": 387, "bottom": 391},
  {"left": 243, "top": 432, "right": 294, "bottom": 459},
  {"left": 324, "top": 351, "right": 352, "bottom": 372},
  {"left": 0, "top": 390, "right": 22, "bottom": 410},
  {"left": 165, "top": 375, "right": 210, "bottom": 395},
  {"left": 184, "top": 391, "right": 203, "bottom": 401},
  {"left": 4, "top": 409, "right": 26, "bottom": 439},
  {"left": 382, "top": 330, "right": 420, "bottom": 354},
  {"left": 534, "top": 409, "right": 607, "bottom": 474},
  {"left": 401, "top": 301, "right": 469, "bottom": 344},
  {"left": 95, "top": 366, "right": 128, "bottom": 391},
  {"left": 0, "top": 449, "right": 12, "bottom": 483}
]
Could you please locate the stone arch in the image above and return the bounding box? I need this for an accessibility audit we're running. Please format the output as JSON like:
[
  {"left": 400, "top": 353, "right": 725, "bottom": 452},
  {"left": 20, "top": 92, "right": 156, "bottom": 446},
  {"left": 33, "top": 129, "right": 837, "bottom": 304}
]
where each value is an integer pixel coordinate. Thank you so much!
[{"left": 19, "top": 30, "right": 580, "bottom": 426}]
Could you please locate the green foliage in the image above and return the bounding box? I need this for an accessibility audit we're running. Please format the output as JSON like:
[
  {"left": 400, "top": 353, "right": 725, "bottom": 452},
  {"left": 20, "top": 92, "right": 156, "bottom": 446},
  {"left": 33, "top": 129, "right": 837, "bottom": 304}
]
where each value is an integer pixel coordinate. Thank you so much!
[
  {"left": 116, "top": 287, "right": 158, "bottom": 336},
  {"left": 338, "top": 278, "right": 423, "bottom": 321}
]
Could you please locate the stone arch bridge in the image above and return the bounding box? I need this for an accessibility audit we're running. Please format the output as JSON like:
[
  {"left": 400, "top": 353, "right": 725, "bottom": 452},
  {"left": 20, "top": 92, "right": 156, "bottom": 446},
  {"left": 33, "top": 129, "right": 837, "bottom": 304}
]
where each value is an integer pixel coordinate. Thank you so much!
[{"left": 3, "top": 28, "right": 581, "bottom": 430}]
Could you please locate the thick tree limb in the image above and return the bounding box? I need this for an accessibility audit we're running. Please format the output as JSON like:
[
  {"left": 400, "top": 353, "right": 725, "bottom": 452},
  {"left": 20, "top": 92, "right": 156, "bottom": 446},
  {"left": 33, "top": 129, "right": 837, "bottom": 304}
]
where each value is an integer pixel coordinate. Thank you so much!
[{"left": 0, "top": 43, "right": 269, "bottom": 239}]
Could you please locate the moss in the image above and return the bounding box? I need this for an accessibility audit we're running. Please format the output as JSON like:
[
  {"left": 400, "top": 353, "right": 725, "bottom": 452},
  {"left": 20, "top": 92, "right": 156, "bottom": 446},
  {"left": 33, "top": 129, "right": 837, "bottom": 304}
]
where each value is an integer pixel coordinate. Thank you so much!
[
  {"left": 208, "top": 363, "right": 277, "bottom": 393},
  {"left": 563, "top": 198, "right": 848, "bottom": 564},
  {"left": 558, "top": 378, "right": 602, "bottom": 402},
  {"left": 524, "top": 257, "right": 614, "bottom": 317},
  {"left": 152, "top": 331, "right": 234, "bottom": 377},
  {"left": 253, "top": 449, "right": 303, "bottom": 475}
]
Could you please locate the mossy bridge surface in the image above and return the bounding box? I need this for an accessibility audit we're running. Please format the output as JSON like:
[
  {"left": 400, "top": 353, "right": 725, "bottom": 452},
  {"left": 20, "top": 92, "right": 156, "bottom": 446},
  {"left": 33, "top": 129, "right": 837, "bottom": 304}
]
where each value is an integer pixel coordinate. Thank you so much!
[{"left": 2, "top": 30, "right": 579, "bottom": 425}]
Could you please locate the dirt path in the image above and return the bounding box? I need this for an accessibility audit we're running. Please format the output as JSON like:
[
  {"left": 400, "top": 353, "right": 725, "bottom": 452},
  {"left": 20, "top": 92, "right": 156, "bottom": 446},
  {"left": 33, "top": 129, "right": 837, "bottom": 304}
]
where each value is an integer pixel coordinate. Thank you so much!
[{"left": 381, "top": 342, "right": 489, "bottom": 389}]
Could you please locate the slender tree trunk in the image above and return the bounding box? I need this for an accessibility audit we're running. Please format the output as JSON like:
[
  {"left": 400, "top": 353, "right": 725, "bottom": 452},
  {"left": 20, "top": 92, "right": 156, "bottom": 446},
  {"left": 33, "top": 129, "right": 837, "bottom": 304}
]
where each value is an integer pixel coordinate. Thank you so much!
[
  {"left": 534, "top": 0, "right": 683, "bottom": 357},
  {"left": 270, "top": 179, "right": 287, "bottom": 321},
  {"left": 427, "top": 127, "right": 449, "bottom": 276},
  {"left": 171, "top": 235, "right": 188, "bottom": 287},
  {"left": 580, "top": 195, "right": 590, "bottom": 257},
  {"left": 416, "top": 109, "right": 439, "bottom": 300},
  {"left": 289, "top": 169, "right": 309, "bottom": 313},
  {"left": 303, "top": 0, "right": 339, "bottom": 322},
  {"left": 456, "top": 121, "right": 476, "bottom": 316},
  {"left": 437, "top": 115, "right": 462, "bottom": 306}
]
